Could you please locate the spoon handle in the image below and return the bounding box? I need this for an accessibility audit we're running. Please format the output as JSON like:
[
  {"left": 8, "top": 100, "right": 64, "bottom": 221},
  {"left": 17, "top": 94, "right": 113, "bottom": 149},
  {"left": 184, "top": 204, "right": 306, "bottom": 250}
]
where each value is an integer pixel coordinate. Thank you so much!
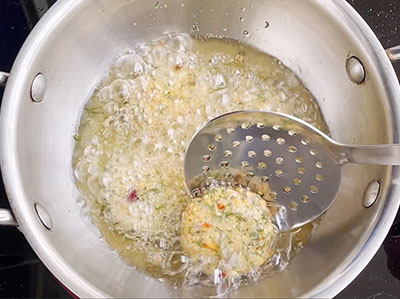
[{"left": 340, "top": 144, "right": 400, "bottom": 165}]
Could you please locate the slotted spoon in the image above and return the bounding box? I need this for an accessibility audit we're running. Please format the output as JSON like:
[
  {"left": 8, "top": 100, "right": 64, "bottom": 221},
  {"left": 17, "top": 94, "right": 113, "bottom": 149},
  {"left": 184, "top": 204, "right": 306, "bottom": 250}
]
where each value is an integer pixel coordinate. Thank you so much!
[{"left": 184, "top": 111, "right": 400, "bottom": 230}]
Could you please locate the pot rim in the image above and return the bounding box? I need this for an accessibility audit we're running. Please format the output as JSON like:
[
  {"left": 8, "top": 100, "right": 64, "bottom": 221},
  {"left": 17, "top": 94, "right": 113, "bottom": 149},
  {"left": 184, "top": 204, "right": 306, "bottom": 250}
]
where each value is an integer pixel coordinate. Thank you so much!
[{"left": 1, "top": 0, "right": 399, "bottom": 298}]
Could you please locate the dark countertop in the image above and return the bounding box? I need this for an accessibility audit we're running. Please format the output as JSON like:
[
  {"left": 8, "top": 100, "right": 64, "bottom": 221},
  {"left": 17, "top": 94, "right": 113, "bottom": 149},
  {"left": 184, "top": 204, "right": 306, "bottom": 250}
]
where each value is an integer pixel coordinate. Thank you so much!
[{"left": 0, "top": 0, "right": 399, "bottom": 298}]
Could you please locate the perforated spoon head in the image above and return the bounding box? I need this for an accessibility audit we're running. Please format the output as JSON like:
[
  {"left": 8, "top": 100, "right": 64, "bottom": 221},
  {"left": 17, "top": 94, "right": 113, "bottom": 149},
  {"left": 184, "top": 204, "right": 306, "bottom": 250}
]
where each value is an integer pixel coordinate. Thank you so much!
[{"left": 184, "top": 111, "right": 342, "bottom": 230}]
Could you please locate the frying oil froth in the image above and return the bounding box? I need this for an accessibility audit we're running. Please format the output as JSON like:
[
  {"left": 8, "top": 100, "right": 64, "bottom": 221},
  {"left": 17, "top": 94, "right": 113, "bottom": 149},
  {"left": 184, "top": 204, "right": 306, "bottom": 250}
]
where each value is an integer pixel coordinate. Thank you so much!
[{"left": 73, "top": 33, "right": 326, "bottom": 296}]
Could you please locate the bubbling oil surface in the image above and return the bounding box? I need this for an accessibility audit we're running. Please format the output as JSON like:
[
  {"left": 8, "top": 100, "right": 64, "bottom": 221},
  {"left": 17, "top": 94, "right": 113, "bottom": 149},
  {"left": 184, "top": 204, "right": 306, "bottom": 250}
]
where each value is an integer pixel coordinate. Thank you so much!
[{"left": 73, "top": 33, "right": 326, "bottom": 296}]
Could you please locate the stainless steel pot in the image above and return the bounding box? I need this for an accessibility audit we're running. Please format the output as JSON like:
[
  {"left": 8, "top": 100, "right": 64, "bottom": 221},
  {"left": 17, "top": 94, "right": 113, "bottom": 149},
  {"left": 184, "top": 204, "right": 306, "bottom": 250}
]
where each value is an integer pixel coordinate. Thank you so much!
[{"left": 1, "top": 0, "right": 400, "bottom": 297}]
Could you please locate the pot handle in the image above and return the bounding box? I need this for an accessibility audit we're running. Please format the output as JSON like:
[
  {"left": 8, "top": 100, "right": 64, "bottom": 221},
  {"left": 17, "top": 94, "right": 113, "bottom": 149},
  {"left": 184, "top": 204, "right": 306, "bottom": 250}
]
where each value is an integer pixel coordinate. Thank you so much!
[
  {"left": 0, "top": 73, "right": 16, "bottom": 227},
  {"left": 386, "top": 45, "right": 400, "bottom": 62},
  {"left": 0, "top": 209, "right": 18, "bottom": 226},
  {"left": 0, "top": 71, "right": 9, "bottom": 87}
]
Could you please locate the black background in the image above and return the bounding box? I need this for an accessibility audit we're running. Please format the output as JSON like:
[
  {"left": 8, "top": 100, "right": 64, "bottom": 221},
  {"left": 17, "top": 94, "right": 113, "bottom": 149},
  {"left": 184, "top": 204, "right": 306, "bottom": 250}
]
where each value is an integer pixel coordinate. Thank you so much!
[{"left": 0, "top": 0, "right": 399, "bottom": 298}]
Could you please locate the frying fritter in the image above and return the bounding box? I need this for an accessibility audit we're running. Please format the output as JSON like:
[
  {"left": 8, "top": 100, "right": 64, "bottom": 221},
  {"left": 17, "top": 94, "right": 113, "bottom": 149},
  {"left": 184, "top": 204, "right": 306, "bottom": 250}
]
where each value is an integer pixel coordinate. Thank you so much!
[{"left": 181, "top": 186, "right": 276, "bottom": 277}]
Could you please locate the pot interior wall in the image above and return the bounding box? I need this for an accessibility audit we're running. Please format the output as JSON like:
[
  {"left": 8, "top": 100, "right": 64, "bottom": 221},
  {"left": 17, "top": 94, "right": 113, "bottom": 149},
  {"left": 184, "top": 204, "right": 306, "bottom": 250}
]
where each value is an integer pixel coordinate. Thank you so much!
[{"left": 10, "top": 0, "right": 395, "bottom": 297}]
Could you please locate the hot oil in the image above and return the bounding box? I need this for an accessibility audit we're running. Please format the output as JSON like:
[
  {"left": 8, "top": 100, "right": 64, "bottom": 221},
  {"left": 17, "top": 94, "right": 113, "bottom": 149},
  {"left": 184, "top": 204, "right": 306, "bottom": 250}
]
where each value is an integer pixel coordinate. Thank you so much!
[{"left": 73, "top": 33, "right": 327, "bottom": 295}]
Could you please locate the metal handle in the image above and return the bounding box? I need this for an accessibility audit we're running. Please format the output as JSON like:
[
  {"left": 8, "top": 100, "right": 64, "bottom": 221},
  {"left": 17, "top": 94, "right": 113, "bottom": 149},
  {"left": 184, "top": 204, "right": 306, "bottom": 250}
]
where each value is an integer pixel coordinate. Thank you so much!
[
  {"left": 0, "top": 209, "right": 18, "bottom": 226},
  {"left": 0, "top": 72, "right": 15, "bottom": 227},
  {"left": 341, "top": 144, "right": 400, "bottom": 166},
  {"left": 0, "top": 71, "right": 9, "bottom": 87},
  {"left": 386, "top": 45, "right": 400, "bottom": 62}
]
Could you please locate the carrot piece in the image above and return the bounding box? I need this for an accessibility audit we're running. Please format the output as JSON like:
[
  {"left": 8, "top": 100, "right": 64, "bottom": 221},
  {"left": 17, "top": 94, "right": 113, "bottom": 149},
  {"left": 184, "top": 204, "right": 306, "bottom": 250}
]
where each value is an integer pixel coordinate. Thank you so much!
[{"left": 217, "top": 203, "right": 225, "bottom": 210}]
